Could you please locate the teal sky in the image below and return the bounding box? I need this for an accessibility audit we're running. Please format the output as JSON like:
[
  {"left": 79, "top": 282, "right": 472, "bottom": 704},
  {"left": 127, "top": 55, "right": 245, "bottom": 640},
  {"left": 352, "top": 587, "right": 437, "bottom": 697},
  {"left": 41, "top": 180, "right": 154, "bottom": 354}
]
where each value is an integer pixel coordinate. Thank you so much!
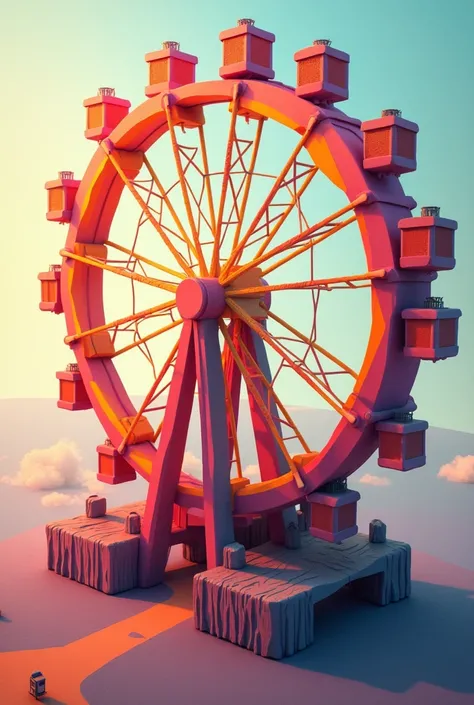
[{"left": 1, "top": 0, "right": 472, "bottom": 434}]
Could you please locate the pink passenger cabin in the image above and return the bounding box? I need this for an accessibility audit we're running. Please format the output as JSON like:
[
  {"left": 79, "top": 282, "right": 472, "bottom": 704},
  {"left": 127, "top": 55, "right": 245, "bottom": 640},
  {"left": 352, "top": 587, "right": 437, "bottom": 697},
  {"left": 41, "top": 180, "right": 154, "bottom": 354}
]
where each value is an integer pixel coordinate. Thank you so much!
[
  {"left": 38, "top": 264, "right": 62, "bottom": 314},
  {"left": 361, "top": 109, "right": 418, "bottom": 175},
  {"left": 219, "top": 19, "right": 275, "bottom": 80},
  {"left": 306, "top": 480, "right": 360, "bottom": 544},
  {"left": 45, "top": 171, "right": 81, "bottom": 223},
  {"left": 83, "top": 87, "right": 131, "bottom": 141},
  {"left": 96, "top": 439, "right": 137, "bottom": 485},
  {"left": 56, "top": 363, "right": 92, "bottom": 411},
  {"left": 145, "top": 41, "right": 198, "bottom": 97},
  {"left": 402, "top": 296, "right": 461, "bottom": 361},
  {"left": 294, "top": 39, "right": 349, "bottom": 103},
  {"left": 376, "top": 412, "right": 428, "bottom": 471},
  {"left": 399, "top": 207, "right": 457, "bottom": 271}
]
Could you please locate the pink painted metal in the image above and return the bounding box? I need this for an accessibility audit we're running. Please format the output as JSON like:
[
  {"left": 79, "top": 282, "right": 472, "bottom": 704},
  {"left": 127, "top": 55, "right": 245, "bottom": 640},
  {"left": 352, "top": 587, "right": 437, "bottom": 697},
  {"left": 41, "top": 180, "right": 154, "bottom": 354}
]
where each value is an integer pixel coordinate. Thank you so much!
[
  {"left": 45, "top": 171, "right": 81, "bottom": 223},
  {"left": 294, "top": 40, "right": 349, "bottom": 103},
  {"left": 219, "top": 19, "right": 275, "bottom": 80},
  {"left": 399, "top": 207, "right": 457, "bottom": 271},
  {"left": 402, "top": 300, "right": 461, "bottom": 361},
  {"left": 83, "top": 88, "right": 131, "bottom": 141},
  {"left": 60, "top": 79, "right": 427, "bottom": 520},
  {"left": 176, "top": 278, "right": 226, "bottom": 320},
  {"left": 361, "top": 110, "right": 419, "bottom": 175},
  {"left": 376, "top": 416, "right": 428, "bottom": 471},
  {"left": 307, "top": 488, "right": 360, "bottom": 543},
  {"left": 96, "top": 440, "right": 137, "bottom": 484},
  {"left": 145, "top": 42, "right": 198, "bottom": 97},
  {"left": 38, "top": 265, "right": 62, "bottom": 314}
]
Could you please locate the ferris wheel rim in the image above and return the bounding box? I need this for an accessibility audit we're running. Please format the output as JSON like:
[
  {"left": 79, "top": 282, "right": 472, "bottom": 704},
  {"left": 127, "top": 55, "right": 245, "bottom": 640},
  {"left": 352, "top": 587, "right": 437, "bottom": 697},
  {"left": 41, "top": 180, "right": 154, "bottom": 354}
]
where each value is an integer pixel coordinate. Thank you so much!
[{"left": 60, "top": 77, "right": 424, "bottom": 513}]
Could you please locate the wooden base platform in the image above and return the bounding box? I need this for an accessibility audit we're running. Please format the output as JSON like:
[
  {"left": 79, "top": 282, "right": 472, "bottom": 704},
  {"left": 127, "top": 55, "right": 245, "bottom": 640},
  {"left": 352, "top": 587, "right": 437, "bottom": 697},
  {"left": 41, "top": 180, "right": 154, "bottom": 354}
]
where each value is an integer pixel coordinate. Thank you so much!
[
  {"left": 193, "top": 532, "right": 411, "bottom": 659},
  {"left": 46, "top": 500, "right": 269, "bottom": 594}
]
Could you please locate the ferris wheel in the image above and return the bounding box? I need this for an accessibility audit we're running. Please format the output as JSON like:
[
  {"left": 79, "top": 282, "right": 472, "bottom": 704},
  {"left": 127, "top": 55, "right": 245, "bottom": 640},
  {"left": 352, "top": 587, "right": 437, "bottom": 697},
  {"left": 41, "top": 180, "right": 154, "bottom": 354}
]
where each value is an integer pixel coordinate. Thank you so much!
[{"left": 39, "top": 19, "right": 461, "bottom": 588}]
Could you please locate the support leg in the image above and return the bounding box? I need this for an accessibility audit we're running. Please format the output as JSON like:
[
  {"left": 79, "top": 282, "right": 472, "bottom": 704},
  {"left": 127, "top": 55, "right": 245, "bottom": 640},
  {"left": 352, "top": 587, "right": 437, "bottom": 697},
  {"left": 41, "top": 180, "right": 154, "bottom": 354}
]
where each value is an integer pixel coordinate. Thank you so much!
[{"left": 194, "top": 318, "right": 236, "bottom": 569}]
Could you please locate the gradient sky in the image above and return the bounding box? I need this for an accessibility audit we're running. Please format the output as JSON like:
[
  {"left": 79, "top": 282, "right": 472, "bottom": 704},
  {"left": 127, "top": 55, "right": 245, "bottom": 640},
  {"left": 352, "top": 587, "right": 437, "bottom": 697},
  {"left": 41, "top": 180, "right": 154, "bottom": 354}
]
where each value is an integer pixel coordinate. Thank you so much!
[{"left": 1, "top": 0, "right": 472, "bottom": 433}]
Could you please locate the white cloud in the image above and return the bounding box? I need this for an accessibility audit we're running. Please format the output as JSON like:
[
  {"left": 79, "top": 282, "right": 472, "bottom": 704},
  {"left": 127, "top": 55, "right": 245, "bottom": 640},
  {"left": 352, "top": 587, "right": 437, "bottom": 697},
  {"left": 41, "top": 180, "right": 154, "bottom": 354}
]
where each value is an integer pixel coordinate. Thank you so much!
[
  {"left": 0, "top": 440, "right": 106, "bottom": 501},
  {"left": 41, "top": 491, "right": 86, "bottom": 507},
  {"left": 438, "top": 455, "right": 474, "bottom": 484},
  {"left": 182, "top": 451, "right": 202, "bottom": 477},
  {"left": 359, "top": 473, "right": 391, "bottom": 487},
  {"left": 244, "top": 464, "right": 260, "bottom": 479}
]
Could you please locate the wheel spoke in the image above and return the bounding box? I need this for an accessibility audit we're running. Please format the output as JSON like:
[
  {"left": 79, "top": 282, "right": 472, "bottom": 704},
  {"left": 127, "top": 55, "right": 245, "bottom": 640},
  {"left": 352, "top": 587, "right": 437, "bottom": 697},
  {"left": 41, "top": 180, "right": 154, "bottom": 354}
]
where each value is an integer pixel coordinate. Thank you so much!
[
  {"left": 163, "top": 95, "right": 208, "bottom": 276},
  {"left": 221, "top": 115, "right": 319, "bottom": 278},
  {"left": 227, "top": 117, "right": 265, "bottom": 261},
  {"left": 198, "top": 124, "right": 217, "bottom": 235},
  {"left": 238, "top": 335, "right": 311, "bottom": 453},
  {"left": 219, "top": 320, "right": 304, "bottom": 488},
  {"left": 142, "top": 154, "right": 200, "bottom": 262},
  {"left": 106, "top": 240, "right": 185, "bottom": 281},
  {"left": 100, "top": 142, "right": 196, "bottom": 277},
  {"left": 262, "top": 305, "right": 357, "bottom": 378},
  {"left": 59, "top": 248, "right": 179, "bottom": 293},
  {"left": 222, "top": 193, "right": 367, "bottom": 285},
  {"left": 118, "top": 339, "right": 180, "bottom": 453},
  {"left": 210, "top": 84, "right": 243, "bottom": 277},
  {"left": 111, "top": 317, "right": 182, "bottom": 358},
  {"left": 64, "top": 299, "right": 176, "bottom": 345},
  {"left": 228, "top": 269, "right": 387, "bottom": 296},
  {"left": 254, "top": 166, "right": 318, "bottom": 258},
  {"left": 225, "top": 298, "right": 357, "bottom": 424}
]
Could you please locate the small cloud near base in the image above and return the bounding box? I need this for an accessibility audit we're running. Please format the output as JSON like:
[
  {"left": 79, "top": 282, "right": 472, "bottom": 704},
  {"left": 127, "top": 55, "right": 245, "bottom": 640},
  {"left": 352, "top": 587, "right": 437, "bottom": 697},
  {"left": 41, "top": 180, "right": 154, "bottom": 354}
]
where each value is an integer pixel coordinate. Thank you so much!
[
  {"left": 438, "top": 455, "right": 474, "bottom": 484},
  {"left": 359, "top": 473, "right": 391, "bottom": 487}
]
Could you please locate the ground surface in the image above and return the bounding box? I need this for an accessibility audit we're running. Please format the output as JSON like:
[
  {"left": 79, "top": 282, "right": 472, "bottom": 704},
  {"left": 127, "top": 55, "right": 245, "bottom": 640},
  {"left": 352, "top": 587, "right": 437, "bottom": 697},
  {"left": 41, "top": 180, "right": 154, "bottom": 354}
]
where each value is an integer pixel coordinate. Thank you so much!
[{"left": 1, "top": 524, "right": 473, "bottom": 705}]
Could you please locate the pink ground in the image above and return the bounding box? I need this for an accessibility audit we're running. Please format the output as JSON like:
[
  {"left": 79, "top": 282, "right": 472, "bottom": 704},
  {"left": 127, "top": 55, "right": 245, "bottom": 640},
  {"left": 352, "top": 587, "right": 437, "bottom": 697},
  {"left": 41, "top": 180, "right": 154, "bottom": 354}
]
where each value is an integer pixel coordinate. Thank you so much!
[{"left": 1, "top": 526, "right": 473, "bottom": 705}]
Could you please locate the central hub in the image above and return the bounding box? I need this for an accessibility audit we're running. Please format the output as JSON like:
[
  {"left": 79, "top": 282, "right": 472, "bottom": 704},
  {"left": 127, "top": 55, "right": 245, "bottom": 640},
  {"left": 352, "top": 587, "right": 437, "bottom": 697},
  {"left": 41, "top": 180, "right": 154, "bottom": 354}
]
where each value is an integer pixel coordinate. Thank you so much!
[{"left": 176, "top": 277, "right": 226, "bottom": 320}]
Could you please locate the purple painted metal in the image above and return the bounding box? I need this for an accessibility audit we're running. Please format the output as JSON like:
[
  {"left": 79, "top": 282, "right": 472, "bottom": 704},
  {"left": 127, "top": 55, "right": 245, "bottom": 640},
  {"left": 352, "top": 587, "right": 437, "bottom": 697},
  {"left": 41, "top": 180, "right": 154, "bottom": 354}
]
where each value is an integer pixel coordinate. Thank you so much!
[
  {"left": 138, "top": 321, "right": 197, "bottom": 587},
  {"left": 176, "top": 277, "right": 226, "bottom": 320},
  {"left": 194, "top": 319, "right": 235, "bottom": 568}
]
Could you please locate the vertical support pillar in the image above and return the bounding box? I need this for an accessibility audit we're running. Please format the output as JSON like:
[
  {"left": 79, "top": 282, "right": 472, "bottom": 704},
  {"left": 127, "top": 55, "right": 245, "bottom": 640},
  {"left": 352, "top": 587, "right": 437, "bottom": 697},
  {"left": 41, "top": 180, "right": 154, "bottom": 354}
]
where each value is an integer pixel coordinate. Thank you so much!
[
  {"left": 138, "top": 322, "right": 196, "bottom": 587},
  {"left": 194, "top": 318, "right": 236, "bottom": 569},
  {"left": 243, "top": 323, "right": 299, "bottom": 546}
]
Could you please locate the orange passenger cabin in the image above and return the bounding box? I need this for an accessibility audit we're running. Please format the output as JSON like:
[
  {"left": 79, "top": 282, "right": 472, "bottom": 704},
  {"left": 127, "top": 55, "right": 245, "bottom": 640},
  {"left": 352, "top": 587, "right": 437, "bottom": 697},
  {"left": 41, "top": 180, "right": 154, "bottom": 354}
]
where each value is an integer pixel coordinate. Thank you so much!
[
  {"left": 83, "top": 88, "right": 131, "bottom": 141},
  {"left": 219, "top": 19, "right": 275, "bottom": 80},
  {"left": 38, "top": 265, "right": 63, "bottom": 314},
  {"left": 145, "top": 42, "right": 198, "bottom": 97},
  {"left": 96, "top": 440, "right": 137, "bottom": 485},
  {"left": 294, "top": 39, "right": 349, "bottom": 104},
  {"left": 402, "top": 297, "right": 461, "bottom": 361},
  {"left": 376, "top": 412, "right": 428, "bottom": 471},
  {"left": 361, "top": 110, "right": 418, "bottom": 175},
  {"left": 399, "top": 207, "right": 457, "bottom": 271},
  {"left": 306, "top": 480, "right": 360, "bottom": 544},
  {"left": 56, "top": 363, "right": 92, "bottom": 411},
  {"left": 45, "top": 171, "right": 81, "bottom": 223}
]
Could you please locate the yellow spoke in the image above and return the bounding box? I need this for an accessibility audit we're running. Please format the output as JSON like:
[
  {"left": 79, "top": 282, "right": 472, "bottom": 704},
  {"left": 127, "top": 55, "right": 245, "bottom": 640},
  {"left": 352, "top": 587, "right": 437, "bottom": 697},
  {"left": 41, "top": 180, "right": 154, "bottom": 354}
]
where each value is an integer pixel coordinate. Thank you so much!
[
  {"left": 210, "top": 84, "right": 243, "bottom": 277},
  {"left": 262, "top": 306, "right": 357, "bottom": 378},
  {"left": 106, "top": 240, "right": 186, "bottom": 281},
  {"left": 64, "top": 300, "right": 176, "bottom": 345},
  {"left": 222, "top": 192, "right": 367, "bottom": 286},
  {"left": 254, "top": 166, "right": 318, "bottom": 258},
  {"left": 221, "top": 114, "right": 318, "bottom": 278},
  {"left": 222, "top": 370, "right": 243, "bottom": 479},
  {"left": 225, "top": 298, "right": 357, "bottom": 424},
  {"left": 142, "top": 155, "right": 200, "bottom": 262},
  {"left": 111, "top": 317, "right": 182, "bottom": 358},
  {"left": 59, "top": 249, "right": 178, "bottom": 293},
  {"left": 152, "top": 419, "right": 164, "bottom": 444},
  {"left": 163, "top": 95, "right": 208, "bottom": 276},
  {"left": 228, "top": 269, "right": 387, "bottom": 296},
  {"left": 118, "top": 340, "right": 180, "bottom": 453},
  {"left": 238, "top": 336, "right": 311, "bottom": 454},
  {"left": 100, "top": 143, "right": 196, "bottom": 278},
  {"left": 198, "top": 125, "right": 217, "bottom": 236},
  {"left": 227, "top": 117, "right": 265, "bottom": 259},
  {"left": 219, "top": 320, "right": 304, "bottom": 488}
]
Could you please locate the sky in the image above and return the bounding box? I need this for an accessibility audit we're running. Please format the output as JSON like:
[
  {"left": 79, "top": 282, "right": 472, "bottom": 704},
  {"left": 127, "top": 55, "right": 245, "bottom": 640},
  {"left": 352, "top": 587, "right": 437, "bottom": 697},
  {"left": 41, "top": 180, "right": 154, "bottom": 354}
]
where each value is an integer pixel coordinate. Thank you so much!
[{"left": 0, "top": 0, "right": 473, "bottom": 433}]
